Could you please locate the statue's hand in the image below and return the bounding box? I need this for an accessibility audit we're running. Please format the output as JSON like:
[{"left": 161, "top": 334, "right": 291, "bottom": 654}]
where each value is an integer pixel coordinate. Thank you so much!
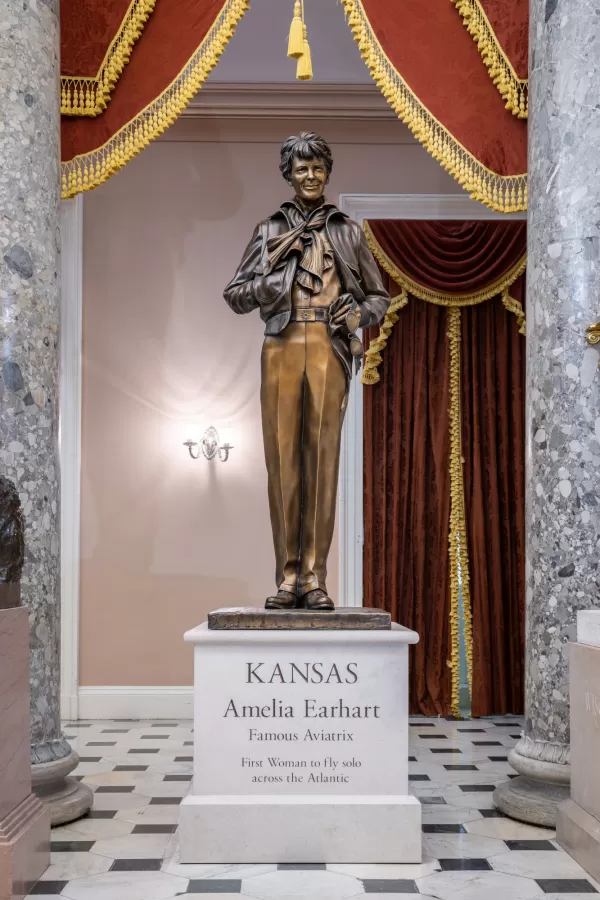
[{"left": 331, "top": 293, "right": 359, "bottom": 329}]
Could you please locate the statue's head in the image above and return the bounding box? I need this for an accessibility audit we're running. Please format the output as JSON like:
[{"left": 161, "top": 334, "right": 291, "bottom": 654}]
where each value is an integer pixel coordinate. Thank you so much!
[{"left": 279, "top": 132, "right": 333, "bottom": 204}]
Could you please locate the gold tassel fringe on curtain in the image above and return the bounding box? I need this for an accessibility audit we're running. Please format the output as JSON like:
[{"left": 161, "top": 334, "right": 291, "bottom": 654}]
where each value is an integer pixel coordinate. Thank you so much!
[
  {"left": 452, "top": 0, "right": 527, "bottom": 118},
  {"left": 61, "top": 0, "right": 157, "bottom": 117}
]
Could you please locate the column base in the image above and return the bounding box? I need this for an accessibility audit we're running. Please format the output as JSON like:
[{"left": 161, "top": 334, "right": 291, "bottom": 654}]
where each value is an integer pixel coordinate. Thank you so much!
[
  {"left": 0, "top": 793, "right": 50, "bottom": 900},
  {"left": 557, "top": 798, "right": 600, "bottom": 882},
  {"left": 31, "top": 750, "right": 92, "bottom": 827},
  {"left": 494, "top": 776, "right": 570, "bottom": 827}
]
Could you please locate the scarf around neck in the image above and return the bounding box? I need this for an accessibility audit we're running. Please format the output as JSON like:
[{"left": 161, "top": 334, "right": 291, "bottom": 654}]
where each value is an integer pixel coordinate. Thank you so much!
[{"left": 265, "top": 199, "right": 338, "bottom": 295}]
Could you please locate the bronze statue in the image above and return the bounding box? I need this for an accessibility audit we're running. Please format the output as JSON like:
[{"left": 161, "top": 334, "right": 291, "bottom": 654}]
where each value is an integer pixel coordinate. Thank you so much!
[
  {"left": 224, "top": 133, "right": 389, "bottom": 610},
  {"left": 0, "top": 475, "right": 25, "bottom": 609}
]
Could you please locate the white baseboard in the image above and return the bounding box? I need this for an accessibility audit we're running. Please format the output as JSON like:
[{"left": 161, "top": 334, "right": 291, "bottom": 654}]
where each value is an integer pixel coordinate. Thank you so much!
[{"left": 76, "top": 686, "right": 194, "bottom": 721}]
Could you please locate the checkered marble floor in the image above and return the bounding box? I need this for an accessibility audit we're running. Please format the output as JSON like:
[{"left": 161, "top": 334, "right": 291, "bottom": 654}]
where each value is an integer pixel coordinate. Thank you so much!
[{"left": 26, "top": 716, "right": 598, "bottom": 900}]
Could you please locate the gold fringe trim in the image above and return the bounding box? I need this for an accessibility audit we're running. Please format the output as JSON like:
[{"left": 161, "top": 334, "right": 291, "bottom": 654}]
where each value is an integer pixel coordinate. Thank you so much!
[
  {"left": 61, "top": 0, "right": 157, "bottom": 117},
  {"left": 61, "top": 0, "right": 250, "bottom": 197},
  {"left": 340, "top": 0, "right": 527, "bottom": 213},
  {"left": 453, "top": 0, "right": 527, "bottom": 119},
  {"left": 361, "top": 290, "right": 408, "bottom": 385},
  {"left": 501, "top": 289, "right": 527, "bottom": 335},
  {"left": 447, "top": 307, "right": 473, "bottom": 719},
  {"left": 362, "top": 222, "right": 527, "bottom": 382}
]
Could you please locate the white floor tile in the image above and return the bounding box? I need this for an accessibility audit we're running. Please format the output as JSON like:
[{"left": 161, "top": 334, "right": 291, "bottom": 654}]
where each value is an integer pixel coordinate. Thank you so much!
[
  {"left": 61, "top": 871, "right": 188, "bottom": 900},
  {"left": 416, "top": 870, "right": 542, "bottom": 900},
  {"left": 241, "top": 869, "right": 364, "bottom": 900}
]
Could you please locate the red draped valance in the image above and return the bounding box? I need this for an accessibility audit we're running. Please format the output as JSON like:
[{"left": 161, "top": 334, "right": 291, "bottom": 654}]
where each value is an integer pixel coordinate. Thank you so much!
[
  {"left": 60, "top": 0, "right": 528, "bottom": 212},
  {"left": 341, "top": 0, "right": 527, "bottom": 212},
  {"left": 61, "top": 0, "right": 249, "bottom": 198}
]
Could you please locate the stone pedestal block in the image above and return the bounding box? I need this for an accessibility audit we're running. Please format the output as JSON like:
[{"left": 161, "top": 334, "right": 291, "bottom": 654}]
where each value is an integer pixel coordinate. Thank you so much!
[
  {"left": 557, "top": 641, "right": 600, "bottom": 880},
  {"left": 179, "top": 615, "right": 421, "bottom": 864},
  {"left": 0, "top": 609, "right": 49, "bottom": 899}
]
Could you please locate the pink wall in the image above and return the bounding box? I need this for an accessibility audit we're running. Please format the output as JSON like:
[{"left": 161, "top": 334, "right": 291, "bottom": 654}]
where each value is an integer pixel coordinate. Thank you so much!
[{"left": 80, "top": 116, "right": 462, "bottom": 687}]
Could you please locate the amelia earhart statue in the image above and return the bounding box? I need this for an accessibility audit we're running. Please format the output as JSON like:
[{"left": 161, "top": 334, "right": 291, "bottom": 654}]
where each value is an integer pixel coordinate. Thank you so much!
[{"left": 224, "top": 133, "right": 389, "bottom": 611}]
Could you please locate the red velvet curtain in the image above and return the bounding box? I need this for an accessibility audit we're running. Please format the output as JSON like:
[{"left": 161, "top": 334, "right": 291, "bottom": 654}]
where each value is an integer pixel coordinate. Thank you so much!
[
  {"left": 363, "top": 219, "right": 526, "bottom": 716},
  {"left": 364, "top": 277, "right": 452, "bottom": 716},
  {"left": 461, "top": 278, "right": 526, "bottom": 715}
]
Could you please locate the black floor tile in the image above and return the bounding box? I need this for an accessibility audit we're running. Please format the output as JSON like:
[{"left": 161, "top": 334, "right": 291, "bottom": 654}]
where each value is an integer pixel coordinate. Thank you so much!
[
  {"left": 409, "top": 774, "right": 430, "bottom": 781},
  {"left": 431, "top": 749, "right": 461, "bottom": 754},
  {"left": 132, "top": 824, "right": 178, "bottom": 834},
  {"left": 458, "top": 784, "right": 496, "bottom": 792},
  {"left": 410, "top": 722, "right": 434, "bottom": 726},
  {"left": 74, "top": 775, "right": 86, "bottom": 781},
  {"left": 408, "top": 756, "right": 417, "bottom": 762},
  {"left": 149, "top": 797, "right": 182, "bottom": 804},
  {"left": 63, "top": 723, "right": 91, "bottom": 727},
  {"left": 175, "top": 756, "right": 193, "bottom": 762},
  {"left": 50, "top": 841, "right": 95, "bottom": 852},
  {"left": 86, "top": 741, "right": 117, "bottom": 746},
  {"left": 472, "top": 741, "right": 502, "bottom": 746},
  {"left": 439, "top": 859, "right": 492, "bottom": 871},
  {"left": 457, "top": 728, "right": 486, "bottom": 733},
  {"left": 418, "top": 734, "right": 447, "bottom": 739},
  {"left": 278, "top": 863, "right": 326, "bottom": 870},
  {"left": 129, "top": 748, "right": 159, "bottom": 753},
  {"left": 444, "top": 765, "right": 478, "bottom": 771},
  {"left": 362, "top": 878, "right": 418, "bottom": 892},
  {"left": 535, "top": 879, "right": 598, "bottom": 893},
  {"left": 510, "top": 734, "right": 522, "bottom": 738},
  {"left": 152, "top": 723, "right": 179, "bottom": 727},
  {"left": 480, "top": 809, "right": 507, "bottom": 818},
  {"left": 184, "top": 741, "right": 193, "bottom": 746},
  {"left": 493, "top": 721, "right": 523, "bottom": 727},
  {"left": 488, "top": 756, "right": 509, "bottom": 761},
  {"left": 187, "top": 880, "right": 242, "bottom": 892},
  {"left": 29, "top": 882, "right": 69, "bottom": 894},
  {"left": 420, "top": 797, "right": 447, "bottom": 804},
  {"left": 423, "top": 824, "right": 466, "bottom": 833},
  {"left": 87, "top": 810, "right": 117, "bottom": 819},
  {"left": 95, "top": 785, "right": 135, "bottom": 793},
  {"left": 77, "top": 756, "right": 102, "bottom": 763},
  {"left": 114, "top": 765, "right": 148, "bottom": 772},
  {"left": 505, "top": 840, "right": 557, "bottom": 851},
  {"left": 141, "top": 735, "right": 169, "bottom": 739},
  {"left": 102, "top": 729, "right": 130, "bottom": 733},
  {"left": 110, "top": 859, "right": 163, "bottom": 872},
  {"left": 164, "top": 774, "right": 192, "bottom": 781}
]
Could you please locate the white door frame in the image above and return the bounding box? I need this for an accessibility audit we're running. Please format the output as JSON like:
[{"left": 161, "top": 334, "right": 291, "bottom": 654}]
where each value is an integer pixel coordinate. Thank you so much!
[
  {"left": 336, "top": 193, "right": 526, "bottom": 608},
  {"left": 60, "top": 195, "right": 84, "bottom": 721}
]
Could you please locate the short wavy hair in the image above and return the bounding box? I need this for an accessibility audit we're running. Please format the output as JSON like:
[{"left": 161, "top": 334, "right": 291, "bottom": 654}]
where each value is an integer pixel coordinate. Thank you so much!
[{"left": 279, "top": 132, "right": 333, "bottom": 183}]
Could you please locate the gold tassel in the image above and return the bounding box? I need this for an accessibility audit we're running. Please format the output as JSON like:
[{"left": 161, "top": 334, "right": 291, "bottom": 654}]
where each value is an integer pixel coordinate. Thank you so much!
[
  {"left": 296, "top": 24, "right": 313, "bottom": 80},
  {"left": 287, "top": 0, "right": 304, "bottom": 58}
]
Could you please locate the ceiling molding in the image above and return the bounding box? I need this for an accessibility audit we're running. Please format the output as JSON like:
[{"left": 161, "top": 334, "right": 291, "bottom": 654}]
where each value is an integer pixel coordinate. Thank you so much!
[{"left": 185, "top": 83, "right": 396, "bottom": 120}]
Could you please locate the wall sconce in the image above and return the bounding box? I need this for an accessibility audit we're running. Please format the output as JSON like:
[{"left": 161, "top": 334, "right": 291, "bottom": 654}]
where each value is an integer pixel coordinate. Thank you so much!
[{"left": 184, "top": 426, "right": 233, "bottom": 463}]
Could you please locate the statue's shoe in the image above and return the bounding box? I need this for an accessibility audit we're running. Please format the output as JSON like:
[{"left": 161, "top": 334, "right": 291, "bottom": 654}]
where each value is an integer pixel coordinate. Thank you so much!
[
  {"left": 303, "top": 588, "right": 335, "bottom": 610},
  {"left": 265, "top": 590, "right": 297, "bottom": 610}
]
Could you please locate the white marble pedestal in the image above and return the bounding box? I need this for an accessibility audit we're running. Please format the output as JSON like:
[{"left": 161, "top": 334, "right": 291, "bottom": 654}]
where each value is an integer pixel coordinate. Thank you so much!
[
  {"left": 557, "top": 614, "right": 600, "bottom": 880},
  {"left": 179, "top": 618, "right": 421, "bottom": 864}
]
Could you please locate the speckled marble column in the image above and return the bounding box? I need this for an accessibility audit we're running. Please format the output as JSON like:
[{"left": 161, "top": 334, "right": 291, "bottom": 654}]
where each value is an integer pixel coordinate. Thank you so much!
[
  {"left": 494, "top": 0, "right": 600, "bottom": 827},
  {"left": 0, "top": 0, "right": 91, "bottom": 824}
]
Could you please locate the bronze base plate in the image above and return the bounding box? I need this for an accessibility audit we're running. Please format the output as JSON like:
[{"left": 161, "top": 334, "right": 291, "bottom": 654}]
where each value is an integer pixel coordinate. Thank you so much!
[{"left": 207, "top": 607, "right": 391, "bottom": 630}]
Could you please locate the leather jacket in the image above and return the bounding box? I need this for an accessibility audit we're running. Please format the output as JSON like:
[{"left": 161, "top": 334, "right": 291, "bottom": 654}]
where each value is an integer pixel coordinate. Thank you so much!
[{"left": 223, "top": 203, "right": 390, "bottom": 383}]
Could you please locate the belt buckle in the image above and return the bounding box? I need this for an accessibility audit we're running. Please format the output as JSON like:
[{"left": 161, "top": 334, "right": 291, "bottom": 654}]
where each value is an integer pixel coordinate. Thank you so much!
[{"left": 298, "top": 309, "right": 316, "bottom": 322}]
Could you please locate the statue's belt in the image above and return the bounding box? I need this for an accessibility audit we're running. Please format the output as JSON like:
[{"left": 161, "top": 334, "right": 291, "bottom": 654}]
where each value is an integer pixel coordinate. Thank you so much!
[{"left": 289, "top": 308, "right": 329, "bottom": 323}]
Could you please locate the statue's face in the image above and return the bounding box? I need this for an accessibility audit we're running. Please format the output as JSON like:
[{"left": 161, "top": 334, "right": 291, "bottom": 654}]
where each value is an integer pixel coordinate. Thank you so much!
[{"left": 290, "top": 156, "right": 328, "bottom": 203}]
